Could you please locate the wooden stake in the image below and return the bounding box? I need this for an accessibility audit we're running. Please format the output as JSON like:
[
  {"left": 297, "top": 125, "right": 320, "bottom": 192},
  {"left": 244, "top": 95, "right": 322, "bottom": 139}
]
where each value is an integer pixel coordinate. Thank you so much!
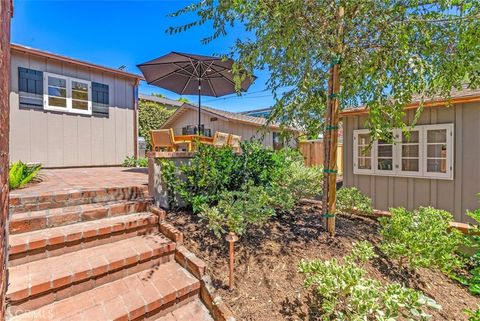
[
  {"left": 225, "top": 232, "right": 238, "bottom": 290},
  {"left": 323, "top": 6, "right": 344, "bottom": 236}
]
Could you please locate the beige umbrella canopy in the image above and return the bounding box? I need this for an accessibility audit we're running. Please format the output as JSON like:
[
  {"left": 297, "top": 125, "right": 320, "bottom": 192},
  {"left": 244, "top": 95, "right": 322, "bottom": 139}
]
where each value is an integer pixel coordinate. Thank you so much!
[{"left": 137, "top": 52, "right": 255, "bottom": 134}]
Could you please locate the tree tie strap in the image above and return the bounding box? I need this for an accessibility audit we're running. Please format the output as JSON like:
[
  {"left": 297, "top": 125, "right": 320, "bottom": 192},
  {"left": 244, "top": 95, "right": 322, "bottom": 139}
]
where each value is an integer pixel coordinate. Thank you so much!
[
  {"left": 325, "top": 125, "right": 339, "bottom": 130},
  {"left": 329, "top": 55, "right": 342, "bottom": 67},
  {"left": 323, "top": 169, "right": 338, "bottom": 174},
  {"left": 328, "top": 92, "right": 341, "bottom": 99},
  {"left": 322, "top": 213, "right": 336, "bottom": 218}
]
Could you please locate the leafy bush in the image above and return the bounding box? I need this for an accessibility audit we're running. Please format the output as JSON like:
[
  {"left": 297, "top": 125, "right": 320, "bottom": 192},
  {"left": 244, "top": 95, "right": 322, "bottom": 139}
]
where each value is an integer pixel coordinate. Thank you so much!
[
  {"left": 198, "top": 181, "right": 275, "bottom": 238},
  {"left": 138, "top": 97, "right": 176, "bottom": 149},
  {"left": 454, "top": 207, "right": 480, "bottom": 295},
  {"left": 9, "top": 161, "right": 41, "bottom": 190},
  {"left": 299, "top": 241, "right": 440, "bottom": 321},
  {"left": 122, "top": 156, "right": 148, "bottom": 168},
  {"left": 379, "top": 207, "right": 463, "bottom": 272},
  {"left": 336, "top": 187, "right": 373, "bottom": 217},
  {"left": 465, "top": 306, "right": 480, "bottom": 321}
]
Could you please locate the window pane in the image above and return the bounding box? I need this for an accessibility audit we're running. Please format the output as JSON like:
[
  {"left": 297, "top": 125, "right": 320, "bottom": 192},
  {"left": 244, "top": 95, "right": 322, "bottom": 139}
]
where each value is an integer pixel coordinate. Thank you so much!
[
  {"left": 72, "top": 90, "right": 88, "bottom": 100},
  {"left": 402, "top": 131, "right": 419, "bottom": 143},
  {"left": 427, "top": 129, "right": 446, "bottom": 143},
  {"left": 48, "top": 97, "right": 66, "bottom": 107},
  {"left": 72, "top": 81, "right": 88, "bottom": 91},
  {"left": 402, "top": 159, "right": 419, "bottom": 171},
  {"left": 48, "top": 77, "right": 66, "bottom": 87},
  {"left": 378, "top": 145, "right": 392, "bottom": 157},
  {"left": 358, "top": 134, "right": 371, "bottom": 145},
  {"left": 427, "top": 144, "right": 447, "bottom": 158},
  {"left": 427, "top": 159, "right": 447, "bottom": 173},
  {"left": 358, "top": 158, "right": 371, "bottom": 169},
  {"left": 358, "top": 146, "right": 370, "bottom": 157},
  {"left": 402, "top": 145, "right": 419, "bottom": 157},
  {"left": 48, "top": 87, "right": 66, "bottom": 97},
  {"left": 72, "top": 100, "right": 88, "bottom": 110},
  {"left": 378, "top": 158, "right": 393, "bottom": 171}
]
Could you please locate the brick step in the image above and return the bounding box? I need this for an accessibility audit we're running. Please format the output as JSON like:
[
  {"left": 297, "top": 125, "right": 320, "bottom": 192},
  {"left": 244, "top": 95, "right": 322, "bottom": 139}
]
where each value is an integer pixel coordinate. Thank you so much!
[
  {"left": 8, "top": 261, "right": 201, "bottom": 321},
  {"left": 9, "top": 186, "right": 149, "bottom": 214},
  {"left": 154, "top": 299, "right": 213, "bottom": 321},
  {"left": 9, "top": 199, "right": 152, "bottom": 235},
  {"left": 7, "top": 233, "right": 175, "bottom": 314},
  {"left": 9, "top": 212, "right": 159, "bottom": 266}
]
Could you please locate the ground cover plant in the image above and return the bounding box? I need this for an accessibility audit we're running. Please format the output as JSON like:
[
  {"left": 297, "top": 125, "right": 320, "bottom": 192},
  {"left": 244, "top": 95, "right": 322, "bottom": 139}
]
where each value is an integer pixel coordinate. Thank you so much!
[
  {"left": 379, "top": 206, "right": 464, "bottom": 272},
  {"left": 122, "top": 156, "right": 148, "bottom": 168},
  {"left": 9, "top": 161, "right": 41, "bottom": 190},
  {"left": 299, "top": 241, "right": 441, "bottom": 320},
  {"left": 336, "top": 187, "right": 374, "bottom": 217}
]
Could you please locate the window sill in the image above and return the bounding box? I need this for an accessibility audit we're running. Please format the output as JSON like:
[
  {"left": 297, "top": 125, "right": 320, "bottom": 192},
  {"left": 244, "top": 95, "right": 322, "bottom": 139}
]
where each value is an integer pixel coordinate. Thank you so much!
[{"left": 353, "top": 171, "right": 453, "bottom": 180}]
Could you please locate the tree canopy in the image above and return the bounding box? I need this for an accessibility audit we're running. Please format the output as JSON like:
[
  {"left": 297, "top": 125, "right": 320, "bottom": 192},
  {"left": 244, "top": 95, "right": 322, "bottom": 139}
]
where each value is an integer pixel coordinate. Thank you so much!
[{"left": 169, "top": 0, "right": 480, "bottom": 139}]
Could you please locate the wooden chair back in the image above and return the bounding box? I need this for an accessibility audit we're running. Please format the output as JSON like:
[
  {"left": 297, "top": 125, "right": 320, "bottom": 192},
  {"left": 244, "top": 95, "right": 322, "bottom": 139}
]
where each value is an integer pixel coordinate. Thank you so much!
[
  {"left": 150, "top": 129, "right": 177, "bottom": 151},
  {"left": 228, "top": 134, "right": 242, "bottom": 153},
  {"left": 212, "top": 131, "right": 230, "bottom": 148}
]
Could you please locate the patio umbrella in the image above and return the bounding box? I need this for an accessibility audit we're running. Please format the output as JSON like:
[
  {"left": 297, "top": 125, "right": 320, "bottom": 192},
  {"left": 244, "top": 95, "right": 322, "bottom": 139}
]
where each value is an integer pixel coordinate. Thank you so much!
[{"left": 137, "top": 52, "right": 255, "bottom": 134}]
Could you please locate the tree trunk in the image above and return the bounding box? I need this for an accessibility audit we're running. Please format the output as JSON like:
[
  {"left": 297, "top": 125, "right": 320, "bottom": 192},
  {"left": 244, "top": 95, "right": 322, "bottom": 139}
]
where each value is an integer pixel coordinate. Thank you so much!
[{"left": 322, "top": 6, "right": 344, "bottom": 236}]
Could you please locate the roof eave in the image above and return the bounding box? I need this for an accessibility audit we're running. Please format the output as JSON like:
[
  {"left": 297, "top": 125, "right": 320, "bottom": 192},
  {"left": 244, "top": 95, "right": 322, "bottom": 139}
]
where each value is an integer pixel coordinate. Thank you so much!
[{"left": 11, "top": 43, "right": 144, "bottom": 81}]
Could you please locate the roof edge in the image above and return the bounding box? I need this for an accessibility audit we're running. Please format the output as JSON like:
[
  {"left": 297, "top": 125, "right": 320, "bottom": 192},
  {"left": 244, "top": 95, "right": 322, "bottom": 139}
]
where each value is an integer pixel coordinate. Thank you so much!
[
  {"left": 11, "top": 43, "right": 144, "bottom": 80},
  {"left": 340, "top": 94, "right": 480, "bottom": 117}
]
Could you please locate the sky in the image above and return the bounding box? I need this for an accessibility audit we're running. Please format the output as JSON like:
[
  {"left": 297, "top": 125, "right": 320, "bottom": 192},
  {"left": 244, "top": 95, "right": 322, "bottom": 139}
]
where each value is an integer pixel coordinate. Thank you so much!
[{"left": 11, "top": 0, "right": 274, "bottom": 112}]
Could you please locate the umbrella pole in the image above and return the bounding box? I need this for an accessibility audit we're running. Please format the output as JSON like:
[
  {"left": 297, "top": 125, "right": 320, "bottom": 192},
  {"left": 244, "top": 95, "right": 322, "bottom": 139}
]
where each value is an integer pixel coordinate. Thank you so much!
[{"left": 198, "top": 78, "right": 201, "bottom": 135}]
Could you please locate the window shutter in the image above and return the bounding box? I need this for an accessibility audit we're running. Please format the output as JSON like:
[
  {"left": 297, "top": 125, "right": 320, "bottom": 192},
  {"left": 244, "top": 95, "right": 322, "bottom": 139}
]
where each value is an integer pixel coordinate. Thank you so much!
[
  {"left": 18, "top": 67, "right": 43, "bottom": 108},
  {"left": 92, "top": 82, "right": 109, "bottom": 117}
]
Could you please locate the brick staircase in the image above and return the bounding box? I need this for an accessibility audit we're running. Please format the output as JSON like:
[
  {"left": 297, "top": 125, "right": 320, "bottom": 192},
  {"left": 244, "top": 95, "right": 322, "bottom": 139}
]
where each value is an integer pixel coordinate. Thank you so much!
[{"left": 6, "top": 187, "right": 214, "bottom": 321}]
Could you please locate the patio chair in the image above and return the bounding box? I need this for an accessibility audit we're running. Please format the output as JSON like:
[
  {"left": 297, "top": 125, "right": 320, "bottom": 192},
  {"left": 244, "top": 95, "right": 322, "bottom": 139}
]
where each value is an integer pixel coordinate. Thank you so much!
[
  {"left": 210, "top": 131, "right": 230, "bottom": 148},
  {"left": 150, "top": 129, "right": 178, "bottom": 152},
  {"left": 228, "top": 134, "right": 242, "bottom": 153}
]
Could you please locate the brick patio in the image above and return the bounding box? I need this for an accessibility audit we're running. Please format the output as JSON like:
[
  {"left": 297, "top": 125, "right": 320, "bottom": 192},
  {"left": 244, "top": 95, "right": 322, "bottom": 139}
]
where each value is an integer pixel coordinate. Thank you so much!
[{"left": 9, "top": 167, "right": 148, "bottom": 199}]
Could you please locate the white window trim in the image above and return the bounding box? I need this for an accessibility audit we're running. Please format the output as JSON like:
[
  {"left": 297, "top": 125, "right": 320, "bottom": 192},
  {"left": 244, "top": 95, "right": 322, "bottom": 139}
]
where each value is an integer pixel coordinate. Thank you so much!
[
  {"left": 353, "top": 129, "right": 374, "bottom": 175},
  {"left": 353, "top": 124, "right": 454, "bottom": 180},
  {"left": 43, "top": 72, "right": 92, "bottom": 115}
]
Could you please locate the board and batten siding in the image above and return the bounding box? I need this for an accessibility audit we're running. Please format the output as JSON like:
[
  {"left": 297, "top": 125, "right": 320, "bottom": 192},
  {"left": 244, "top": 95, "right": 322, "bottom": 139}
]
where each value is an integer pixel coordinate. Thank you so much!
[
  {"left": 343, "top": 102, "right": 480, "bottom": 223},
  {"left": 9, "top": 51, "right": 136, "bottom": 167},
  {"left": 168, "top": 109, "right": 277, "bottom": 148}
]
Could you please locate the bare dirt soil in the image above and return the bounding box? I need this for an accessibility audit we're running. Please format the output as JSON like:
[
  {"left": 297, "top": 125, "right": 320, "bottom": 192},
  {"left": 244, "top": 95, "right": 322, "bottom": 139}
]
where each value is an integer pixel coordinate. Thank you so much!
[{"left": 167, "top": 204, "right": 479, "bottom": 321}]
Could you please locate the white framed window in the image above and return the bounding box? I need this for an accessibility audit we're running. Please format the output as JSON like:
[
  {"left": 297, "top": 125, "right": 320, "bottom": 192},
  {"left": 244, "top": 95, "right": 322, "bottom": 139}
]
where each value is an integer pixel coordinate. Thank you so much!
[
  {"left": 44, "top": 72, "right": 92, "bottom": 115},
  {"left": 353, "top": 129, "right": 374, "bottom": 174},
  {"left": 353, "top": 124, "right": 453, "bottom": 180}
]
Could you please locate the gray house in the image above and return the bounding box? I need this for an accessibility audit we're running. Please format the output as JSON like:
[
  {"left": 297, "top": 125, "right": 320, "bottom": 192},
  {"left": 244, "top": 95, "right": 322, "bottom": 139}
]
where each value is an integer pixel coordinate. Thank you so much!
[
  {"left": 9, "top": 44, "right": 143, "bottom": 167},
  {"left": 341, "top": 88, "right": 480, "bottom": 223}
]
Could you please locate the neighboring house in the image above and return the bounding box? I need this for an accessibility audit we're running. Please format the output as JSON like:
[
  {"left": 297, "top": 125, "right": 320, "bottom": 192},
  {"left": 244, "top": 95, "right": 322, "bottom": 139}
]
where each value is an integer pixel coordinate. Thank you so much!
[
  {"left": 138, "top": 93, "right": 182, "bottom": 110},
  {"left": 9, "top": 44, "right": 143, "bottom": 167},
  {"left": 340, "top": 87, "right": 480, "bottom": 223},
  {"left": 160, "top": 103, "right": 294, "bottom": 149},
  {"left": 239, "top": 107, "right": 272, "bottom": 118}
]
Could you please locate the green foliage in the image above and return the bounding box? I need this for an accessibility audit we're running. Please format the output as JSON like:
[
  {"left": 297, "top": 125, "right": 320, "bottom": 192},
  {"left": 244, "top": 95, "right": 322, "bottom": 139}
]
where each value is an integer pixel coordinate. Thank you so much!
[
  {"left": 336, "top": 187, "right": 374, "bottom": 217},
  {"left": 198, "top": 181, "right": 275, "bottom": 238},
  {"left": 169, "top": 0, "right": 480, "bottom": 143},
  {"left": 138, "top": 98, "right": 176, "bottom": 149},
  {"left": 9, "top": 161, "right": 41, "bottom": 190},
  {"left": 465, "top": 306, "right": 480, "bottom": 321},
  {"left": 299, "top": 242, "right": 440, "bottom": 321},
  {"left": 379, "top": 207, "right": 463, "bottom": 271},
  {"left": 122, "top": 156, "right": 148, "bottom": 168},
  {"left": 454, "top": 206, "right": 480, "bottom": 296},
  {"left": 159, "top": 160, "right": 180, "bottom": 209}
]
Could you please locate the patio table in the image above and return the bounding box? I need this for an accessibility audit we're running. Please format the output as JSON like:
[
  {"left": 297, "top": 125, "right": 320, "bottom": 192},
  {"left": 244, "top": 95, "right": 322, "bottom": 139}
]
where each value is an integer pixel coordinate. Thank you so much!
[{"left": 174, "top": 135, "right": 214, "bottom": 151}]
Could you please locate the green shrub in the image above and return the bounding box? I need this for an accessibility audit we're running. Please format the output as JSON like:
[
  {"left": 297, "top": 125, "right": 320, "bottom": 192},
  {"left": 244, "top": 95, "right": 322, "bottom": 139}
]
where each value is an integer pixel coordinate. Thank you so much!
[
  {"left": 336, "top": 187, "right": 373, "bottom": 217},
  {"left": 465, "top": 306, "right": 480, "bottom": 321},
  {"left": 379, "top": 207, "right": 463, "bottom": 271},
  {"left": 9, "top": 161, "right": 41, "bottom": 190},
  {"left": 198, "top": 181, "right": 275, "bottom": 237},
  {"left": 299, "top": 241, "right": 440, "bottom": 321},
  {"left": 138, "top": 98, "right": 176, "bottom": 149},
  {"left": 454, "top": 207, "right": 480, "bottom": 296},
  {"left": 122, "top": 156, "right": 148, "bottom": 168}
]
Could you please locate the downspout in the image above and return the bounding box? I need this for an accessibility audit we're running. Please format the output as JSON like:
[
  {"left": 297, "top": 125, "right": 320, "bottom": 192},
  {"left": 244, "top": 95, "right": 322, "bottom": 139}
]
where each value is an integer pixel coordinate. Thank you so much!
[{"left": 133, "top": 78, "right": 140, "bottom": 159}]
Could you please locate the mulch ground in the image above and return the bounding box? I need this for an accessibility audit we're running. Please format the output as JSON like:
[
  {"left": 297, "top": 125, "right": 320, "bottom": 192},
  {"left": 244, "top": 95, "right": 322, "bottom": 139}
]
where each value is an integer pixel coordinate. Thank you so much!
[{"left": 167, "top": 203, "right": 479, "bottom": 321}]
